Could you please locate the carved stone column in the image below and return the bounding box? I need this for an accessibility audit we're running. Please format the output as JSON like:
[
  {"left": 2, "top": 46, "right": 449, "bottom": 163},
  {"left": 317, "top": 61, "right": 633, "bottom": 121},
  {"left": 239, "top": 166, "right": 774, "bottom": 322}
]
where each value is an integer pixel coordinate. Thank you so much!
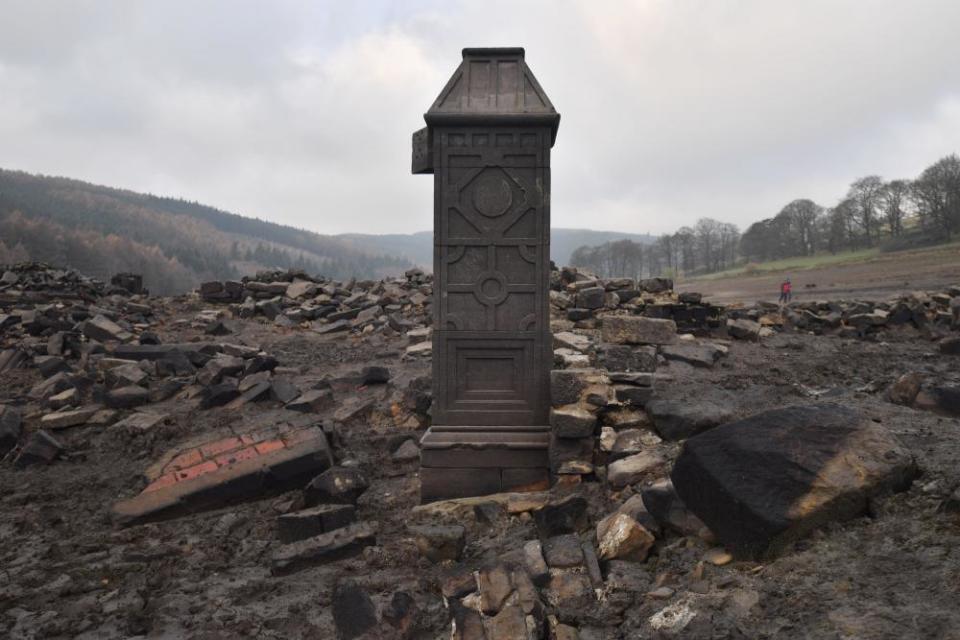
[{"left": 412, "top": 48, "right": 560, "bottom": 502}]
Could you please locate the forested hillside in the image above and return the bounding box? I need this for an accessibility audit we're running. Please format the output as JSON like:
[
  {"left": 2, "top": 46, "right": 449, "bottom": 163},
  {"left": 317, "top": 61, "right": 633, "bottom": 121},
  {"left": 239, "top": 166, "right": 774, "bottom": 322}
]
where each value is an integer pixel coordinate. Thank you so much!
[{"left": 0, "top": 170, "right": 412, "bottom": 294}]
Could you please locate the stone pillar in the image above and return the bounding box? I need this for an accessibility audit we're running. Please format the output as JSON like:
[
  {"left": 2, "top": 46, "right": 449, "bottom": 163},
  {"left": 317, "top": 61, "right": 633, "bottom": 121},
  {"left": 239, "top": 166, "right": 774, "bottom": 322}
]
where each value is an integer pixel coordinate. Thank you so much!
[{"left": 412, "top": 48, "right": 560, "bottom": 502}]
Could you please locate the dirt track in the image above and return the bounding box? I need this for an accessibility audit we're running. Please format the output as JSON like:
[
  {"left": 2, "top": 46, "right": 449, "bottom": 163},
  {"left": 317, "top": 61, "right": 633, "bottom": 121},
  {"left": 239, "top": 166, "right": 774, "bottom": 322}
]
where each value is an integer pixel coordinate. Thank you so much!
[{"left": 678, "top": 244, "right": 960, "bottom": 305}]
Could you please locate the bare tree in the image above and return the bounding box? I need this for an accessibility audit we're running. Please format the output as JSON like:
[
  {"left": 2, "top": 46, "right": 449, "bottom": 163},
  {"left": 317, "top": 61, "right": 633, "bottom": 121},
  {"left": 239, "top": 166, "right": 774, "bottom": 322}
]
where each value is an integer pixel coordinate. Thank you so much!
[{"left": 847, "top": 176, "right": 885, "bottom": 244}]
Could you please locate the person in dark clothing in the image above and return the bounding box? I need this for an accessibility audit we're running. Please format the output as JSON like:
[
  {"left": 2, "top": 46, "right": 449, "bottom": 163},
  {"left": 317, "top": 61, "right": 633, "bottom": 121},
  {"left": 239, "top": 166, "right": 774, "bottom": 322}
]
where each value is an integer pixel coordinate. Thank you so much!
[{"left": 779, "top": 279, "right": 792, "bottom": 304}]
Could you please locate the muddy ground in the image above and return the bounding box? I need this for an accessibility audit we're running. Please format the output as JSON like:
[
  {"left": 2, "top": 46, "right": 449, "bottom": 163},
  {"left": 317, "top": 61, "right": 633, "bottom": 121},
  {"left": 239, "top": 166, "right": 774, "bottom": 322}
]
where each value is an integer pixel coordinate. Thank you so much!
[
  {"left": 2, "top": 297, "right": 960, "bottom": 639},
  {"left": 679, "top": 243, "right": 960, "bottom": 305}
]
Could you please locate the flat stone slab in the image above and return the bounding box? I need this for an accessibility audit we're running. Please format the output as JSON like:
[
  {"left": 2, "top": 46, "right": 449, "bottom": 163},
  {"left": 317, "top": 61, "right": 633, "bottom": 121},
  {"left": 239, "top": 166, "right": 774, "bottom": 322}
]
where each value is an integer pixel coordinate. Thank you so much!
[
  {"left": 671, "top": 403, "right": 917, "bottom": 559},
  {"left": 270, "top": 521, "right": 377, "bottom": 575},
  {"left": 113, "top": 425, "right": 332, "bottom": 525}
]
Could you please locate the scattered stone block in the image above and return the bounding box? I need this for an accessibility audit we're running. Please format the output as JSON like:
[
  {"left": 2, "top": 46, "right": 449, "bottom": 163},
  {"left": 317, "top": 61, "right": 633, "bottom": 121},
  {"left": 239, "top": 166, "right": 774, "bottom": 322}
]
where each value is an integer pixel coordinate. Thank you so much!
[
  {"left": 660, "top": 343, "right": 724, "bottom": 368},
  {"left": 286, "top": 389, "right": 334, "bottom": 413},
  {"left": 533, "top": 494, "right": 587, "bottom": 537},
  {"left": 549, "top": 406, "right": 596, "bottom": 438},
  {"left": 0, "top": 406, "right": 22, "bottom": 453},
  {"left": 304, "top": 466, "right": 369, "bottom": 506},
  {"left": 726, "top": 318, "right": 761, "bottom": 341},
  {"left": 542, "top": 534, "right": 583, "bottom": 568},
  {"left": 647, "top": 398, "right": 734, "bottom": 441},
  {"left": 596, "top": 513, "right": 655, "bottom": 561},
  {"left": 198, "top": 382, "right": 239, "bottom": 409},
  {"left": 608, "top": 451, "right": 666, "bottom": 488},
  {"left": 114, "top": 427, "right": 332, "bottom": 525},
  {"left": 391, "top": 439, "right": 419, "bottom": 462},
  {"left": 408, "top": 524, "right": 466, "bottom": 562},
  {"left": 478, "top": 564, "right": 513, "bottom": 614},
  {"left": 359, "top": 365, "right": 390, "bottom": 385},
  {"left": 601, "top": 316, "right": 676, "bottom": 345},
  {"left": 888, "top": 372, "right": 923, "bottom": 406},
  {"left": 40, "top": 406, "right": 99, "bottom": 430},
  {"left": 277, "top": 504, "right": 356, "bottom": 543},
  {"left": 671, "top": 403, "right": 917, "bottom": 558},
  {"left": 47, "top": 387, "right": 80, "bottom": 410},
  {"left": 113, "top": 412, "right": 167, "bottom": 433},
  {"left": 523, "top": 540, "right": 550, "bottom": 586},
  {"left": 106, "top": 385, "right": 151, "bottom": 409},
  {"left": 550, "top": 369, "right": 588, "bottom": 405},
  {"left": 14, "top": 430, "right": 64, "bottom": 468},
  {"left": 270, "top": 378, "right": 301, "bottom": 404},
  {"left": 330, "top": 579, "right": 379, "bottom": 639},
  {"left": 641, "top": 479, "right": 710, "bottom": 538},
  {"left": 83, "top": 314, "right": 133, "bottom": 343}
]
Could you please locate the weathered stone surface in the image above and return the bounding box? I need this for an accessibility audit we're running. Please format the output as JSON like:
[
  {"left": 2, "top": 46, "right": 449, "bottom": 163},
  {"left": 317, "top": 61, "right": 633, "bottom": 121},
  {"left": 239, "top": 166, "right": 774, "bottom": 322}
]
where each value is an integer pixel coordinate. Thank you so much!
[
  {"left": 40, "top": 406, "right": 99, "bottom": 430},
  {"left": 549, "top": 406, "right": 596, "bottom": 438},
  {"left": 726, "top": 318, "right": 761, "bottom": 341},
  {"left": 286, "top": 389, "right": 334, "bottom": 413},
  {"left": 304, "top": 467, "right": 369, "bottom": 506},
  {"left": 391, "top": 439, "right": 420, "bottom": 462},
  {"left": 542, "top": 534, "right": 583, "bottom": 568},
  {"left": 660, "top": 343, "right": 724, "bottom": 368},
  {"left": 105, "top": 385, "right": 151, "bottom": 409},
  {"left": 83, "top": 314, "right": 133, "bottom": 343},
  {"left": 114, "top": 427, "right": 332, "bottom": 525},
  {"left": 277, "top": 504, "right": 356, "bottom": 543},
  {"left": 608, "top": 451, "right": 666, "bottom": 488},
  {"left": 914, "top": 385, "right": 960, "bottom": 416},
  {"left": 647, "top": 398, "right": 735, "bottom": 441},
  {"left": 888, "top": 372, "right": 923, "bottom": 406},
  {"left": 553, "top": 331, "right": 592, "bottom": 353},
  {"left": 478, "top": 564, "right": 514, "bottom": 617},
  {"left": 533, "top": 494, "right": 587, "bottom": 536},
  {"left": 331, "top": 580, "right": 379, "bottom": 640},
  {"left": 382, "top": 591, "right": 419, "bottom": 637},
  {"left": 939, "top": 337, "right": 960, "bottom": 355},
  {"left": 0, "top": 406, "right": 22, "bottom": 453},
  {"left": 270, "top": 522, "right": 376, "bottom": 575},
  {"left": 14, "top": 430, "right": 63, "bottom": 468},
  {"left": 596, "top": 513, "right": 655, "bottom": 561},
  {"left": 671, "top": 403, "right": 918, "bottom": 559},
  {"left": 408, "top": 524, "right": 466, "bottom": 562},
  {"left": 601, "top": 316, "right": 676, "bottom": 345},
  {"left": 550, "top": 369, "right": 587, "bottom": 405},
  {"left": 484, "top": 605, "right": 530, "bottom": 640},
  {"left": 46, "top": 387, "right": 80, "bottom": 409},
  {"left": 359, "top": 365, "right": 390, "bottom": 385},
  {"left": 105, "top": 362, "right": 148, "bottom": 388},
  {"left": 640, "top": 479, "right": 709, "bottom": 538},
  {"left": 198, "top": 382, "right": 239, "bottom": 409},
  {"left": 576, "top": 286, "right": 605, "bottom": 310},
  {"left": 523, "top": 540, "right": 549, "bottom": 586}
]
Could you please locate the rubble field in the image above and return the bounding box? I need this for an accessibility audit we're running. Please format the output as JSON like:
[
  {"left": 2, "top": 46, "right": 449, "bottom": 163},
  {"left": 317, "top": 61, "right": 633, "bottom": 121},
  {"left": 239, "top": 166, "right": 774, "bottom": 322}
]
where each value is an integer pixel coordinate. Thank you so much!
[{"left": 1, "top": 262, "right": 959, "bottom": 639}]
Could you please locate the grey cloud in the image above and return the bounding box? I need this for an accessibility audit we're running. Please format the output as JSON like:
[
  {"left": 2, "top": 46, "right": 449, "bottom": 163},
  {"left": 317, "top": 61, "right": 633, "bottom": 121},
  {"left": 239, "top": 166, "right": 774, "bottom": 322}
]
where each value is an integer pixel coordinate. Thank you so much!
[{"left": 0, "top": 0, "right": 958, "bottom": 235}]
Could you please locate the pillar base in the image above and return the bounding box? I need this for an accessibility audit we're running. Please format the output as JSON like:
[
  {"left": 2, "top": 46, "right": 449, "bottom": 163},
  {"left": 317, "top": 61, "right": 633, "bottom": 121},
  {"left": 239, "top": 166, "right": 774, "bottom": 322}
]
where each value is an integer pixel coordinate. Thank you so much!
[{"left": 419, "top": 426, "right": 550, "bottom": 503}]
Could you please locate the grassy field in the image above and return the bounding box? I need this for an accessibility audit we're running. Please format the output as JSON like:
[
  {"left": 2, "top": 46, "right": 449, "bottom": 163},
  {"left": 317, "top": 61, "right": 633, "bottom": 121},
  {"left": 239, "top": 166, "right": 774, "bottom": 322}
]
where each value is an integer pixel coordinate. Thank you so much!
[
  {"left": 687, "top": 241, "right": 960, "bottom": 283},
  {"left": 678, "top": 240, "right": 960, "bottom": 304}
]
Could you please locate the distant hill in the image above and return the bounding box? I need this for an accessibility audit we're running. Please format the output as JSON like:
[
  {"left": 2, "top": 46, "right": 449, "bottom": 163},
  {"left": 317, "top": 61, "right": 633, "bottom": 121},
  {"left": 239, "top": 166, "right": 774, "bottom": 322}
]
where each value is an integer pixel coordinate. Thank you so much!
[
  {"left": 0, "top": 169, "right": 413, "bottom": 294},
  {"left": 0, "top": 168, "right": 655, "bottom": 295},
  {"left": 340, "top": 229, "right": 656, "bottom": 267}
]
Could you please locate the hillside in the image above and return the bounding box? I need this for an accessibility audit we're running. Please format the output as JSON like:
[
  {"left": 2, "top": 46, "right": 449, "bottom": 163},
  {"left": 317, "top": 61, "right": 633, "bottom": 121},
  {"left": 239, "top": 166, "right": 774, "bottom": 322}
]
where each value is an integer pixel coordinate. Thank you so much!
[
  {"left": 341, "top": 228, "right": 656, "bottom": 267},
  {"left": 0, "top": 169, "right": 413, "bottom": 295}
]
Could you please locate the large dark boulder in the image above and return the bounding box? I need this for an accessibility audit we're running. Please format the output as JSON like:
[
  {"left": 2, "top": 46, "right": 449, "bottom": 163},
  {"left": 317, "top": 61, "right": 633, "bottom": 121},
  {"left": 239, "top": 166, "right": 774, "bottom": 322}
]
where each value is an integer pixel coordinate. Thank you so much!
[{"left": 671, "top": 403, "right": 917, "bottom": 559}]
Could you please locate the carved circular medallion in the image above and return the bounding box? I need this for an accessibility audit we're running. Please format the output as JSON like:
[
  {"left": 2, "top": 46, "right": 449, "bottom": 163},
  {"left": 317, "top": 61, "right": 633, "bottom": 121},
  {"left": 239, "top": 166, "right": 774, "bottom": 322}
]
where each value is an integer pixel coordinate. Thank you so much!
[
  {"left": 472, "top": 173, "right": 513, "bottom": 218},
  {"left": 473, "top": 271, "right": 509, "bottom": 305}
]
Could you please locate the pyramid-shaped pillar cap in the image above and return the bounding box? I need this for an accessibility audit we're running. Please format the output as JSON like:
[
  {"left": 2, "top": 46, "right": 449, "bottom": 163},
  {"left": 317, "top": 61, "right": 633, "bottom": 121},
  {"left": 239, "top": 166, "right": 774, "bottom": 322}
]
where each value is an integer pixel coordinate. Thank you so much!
[{"left": 424, "top": 47, "right": 560, "bottom": 144}]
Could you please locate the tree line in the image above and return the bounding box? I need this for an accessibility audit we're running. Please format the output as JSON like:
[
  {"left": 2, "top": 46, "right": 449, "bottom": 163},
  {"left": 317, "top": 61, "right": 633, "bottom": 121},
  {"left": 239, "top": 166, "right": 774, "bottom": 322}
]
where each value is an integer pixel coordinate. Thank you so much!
[
  {"left": 570, "top": 153, "right": 960, "bottom": 279},
  {"left": 0, "top": 169, "right": 413, "bottom": 294}
]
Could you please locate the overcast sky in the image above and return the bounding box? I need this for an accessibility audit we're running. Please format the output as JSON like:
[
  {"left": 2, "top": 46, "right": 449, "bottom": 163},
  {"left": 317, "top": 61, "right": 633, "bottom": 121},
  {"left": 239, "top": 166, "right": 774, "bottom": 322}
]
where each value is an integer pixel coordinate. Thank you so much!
[{"left": 2, "top": 0, "right": 959, "bottom": 236}]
